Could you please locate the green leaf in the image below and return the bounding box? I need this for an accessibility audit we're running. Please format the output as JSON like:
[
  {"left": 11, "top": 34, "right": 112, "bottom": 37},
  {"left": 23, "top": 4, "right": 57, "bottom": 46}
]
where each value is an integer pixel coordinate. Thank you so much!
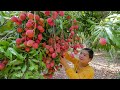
[
  {"left": 29, "top": 60, "right": 35, "bottom": 71},
  {"left": 0, "top": 15, "right": 5, "bottom": 24},
  {"left": 0, "top": 40, "right": 9, "bottom": 46},
  {"left": 39, "top": 51, "right": 42, "bottom": 61},
  {"left": 40, "top": 61, "right": 46, "bottom": 68},
  {"left": 32, "top": 59, "right": 39, "bottom": 63},
  {"left": 22, "top": 64, "right": 27, "bottom": 73},
  {"left": 60, "top": 19, "right": 63, "bottom": 30},
  {"left": 8, "top": 59, "right": 23, "bottom": 66},
  {"left": 13, "top": 66, "right": 21, "bottom": 70},
  {"left": 8, "top": 47, "right": 18, "bottom": 56},
  {"left": 13, "top": 72, "right": 23, "bottom": 78},
  {"left": 5, "top": 49, "right": 12, "bottom": 60},
  {"left": 0, "top": 47, "right": 5, "bottom": 53},
  {"left": 8, "top": 47, "right": 24, "bottom": 60},
  {"left": 105, "top": 27, "right": 114, "bottom": 41}
]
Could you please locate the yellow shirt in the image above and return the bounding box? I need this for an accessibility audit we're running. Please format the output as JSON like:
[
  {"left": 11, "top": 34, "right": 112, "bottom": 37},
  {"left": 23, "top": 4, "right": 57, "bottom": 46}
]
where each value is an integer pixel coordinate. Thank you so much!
[{"left": 64, "top": 52, "right": 94, "bottom": 79}]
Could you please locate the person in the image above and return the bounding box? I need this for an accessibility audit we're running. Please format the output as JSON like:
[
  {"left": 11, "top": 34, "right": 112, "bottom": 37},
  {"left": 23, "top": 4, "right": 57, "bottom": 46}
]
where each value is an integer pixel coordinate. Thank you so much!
[{"left": 60, "top": 48, "right": 94, "bottom": 79}]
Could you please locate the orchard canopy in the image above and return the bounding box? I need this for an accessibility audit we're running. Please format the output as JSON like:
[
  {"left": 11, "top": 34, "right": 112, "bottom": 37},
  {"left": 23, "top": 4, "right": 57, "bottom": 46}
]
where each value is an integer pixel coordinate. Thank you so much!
[{"left": 0, "top": 11, "right": 120, "bottom": 79}]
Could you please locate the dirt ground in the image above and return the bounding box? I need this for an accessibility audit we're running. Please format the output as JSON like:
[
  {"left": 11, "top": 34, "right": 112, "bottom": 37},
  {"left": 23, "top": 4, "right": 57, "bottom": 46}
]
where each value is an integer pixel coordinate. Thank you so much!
[{"left": 52, "top": 52, "right": 120, "bottom": 79}]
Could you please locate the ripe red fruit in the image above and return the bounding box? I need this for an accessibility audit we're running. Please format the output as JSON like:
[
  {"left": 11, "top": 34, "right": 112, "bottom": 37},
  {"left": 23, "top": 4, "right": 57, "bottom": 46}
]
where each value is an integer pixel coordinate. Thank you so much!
[
  {"left": 0, "top": 63, "right": 5, "bottom": 70},
  {"left": 46, "top": 59, "right": 51, "bottom": 64},
  {"left": 38, "top": 34, "right": 42, "bottom": 41},
  {"left": 71, "top": 31, "right": 74, "bottom": 36},
  {"left": 66, "top": 15, "right": 71, "bottom": 20},
  {"left": 61, "top": 46, "right": 65, "bottom": 50},
  {"left": 27, "top": 40, "right": 34, "bottom": 47},
  {"left": 26, "top": 37, "right": 32, "bottom": 41},
  {"left": 73, "top": 19, "right": 77, "bottom": 23},
  {"left": 35, "top": 39, "right": 40, "bottom": 44},
  {"left": 49, "top": 47, "right": 54, "bottom": 53},
  {"left": 21, "top": 37, "right": 26, "bottom": 42},
  {"left": 15, "top": 21, "right": 22, "bottom": 26},
  {"left": 47, "top": 18, "right": 53, "bottom": 23},
  {"left": 56, "top": 43, "right": 60, "bottom": 47},
  {"left": 42, "top": 42, "right": 46, "bottom": 48},
  {"left": 44, "top": 11, "right": 50, "bottom": 16},
  {"left": 48, "top": 38, "right": 53, "bottom": 44},
  {"left": 26, "top": 22, "right": 33, "bottom": 28},
  {"left": 26, "top": 30, "right": 34, "bottom": 38},
  {"left": 37, "top": 26, "right": 45, "bottom": 33},
  {"left": 19, "top": 13, "right": 26, "bottom": 21},
  {"left": 16, "top": 38, "right": 22, "bottom": 45},
  {"left": 69, "top": 26, "right": 74, "bottom": 31},
  {"left": 25, "top": 47, "right": 30, "bottom": 52},
  {"left": 17, "top": 28, "right": 23, "bottom": 33},
  {"left": 46, "top": 64, "right": 51, "bottom": 69},
  {"left": 40, "top": 18, "right": 44, "bottom": 24},
  {"left": 52, "top": 53, "right": 56, "bottom": 58},
  {"left": 45, "top": 45, "right": 50, "bottom": 49},
  {"left": 28, "top": 19, "right": 34, "bottom": 23},
  {"left": 32, "top": 43, "right": 39, "bottom": 49},
  {"left": 50, "top": 61, "right": 55, "bottom": 67},
  {"left": 74, "top": 25, "right": 79, "bottom": 29},
  {"left": 67, "top": 39, "right": 72, "bottom": 42},
  {"left": 76, "top": 44, "right": 81, "bottom": 48},
  {"left": 99, "top": 38, "right": 107, "bottom": 45},
  {"left": 56, "top": 48, "right": 60, "bottom": 53},
  {"left": 27, "top": 12, "right": 34, "bottom": 19},
  {"left": 23, "top": 41, "right": 27, "bottom": 46},
  {"left": 48, "top": 21, "right": 55, "bottom": 26},
  {"left": 11, "top": 16, "right": 18, "bottom": 22},
  {"left": 52, "top": 11, "right": 58, "bottom": 20},
  {"left": 35, "top": 15, "right": 40, "bottom": 20},
  {"left": 59, "top": 11, "right": 64, "bottom": 16}
]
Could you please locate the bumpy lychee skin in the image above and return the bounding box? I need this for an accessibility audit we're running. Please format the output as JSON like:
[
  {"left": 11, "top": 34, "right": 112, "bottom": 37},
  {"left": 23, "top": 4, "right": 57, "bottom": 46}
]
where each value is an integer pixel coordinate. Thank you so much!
[
  {"left": 19, "top": 13, "right": 26, "bottom": 21},
  {"left": 11, "top": 16, "right": 18, "bottom": 22},
  {"left": 16, "top": 38, "right": 22, "bottom": 45},
  {"left": 49, "top": 47, "right": 54, "bottom": 54},
  {"left": 99, "top": 38, "right": 107, "bottom": 46},
  {"left": 59, "top": 11, "right": 64, "bottom": 16},
  {"left": 26, "top": 30, "right": 34, "bottom": 38},
  {"left": 25, "top": 47, "right": 30, "bottom": 52},
  {"left": 44, "top": 11, "right": 50, "bottom": 16},
  {"left": 38, "top": 34, "right": 43, "bottom": 41},
  {"left": 0, "top": 63, "right": 5, "bottom": 70},
  {"left": 27, "top": 40, "right": 34, "bottom": 47},
  {"left": 52, "top": 53, "right": 56, "bottom": 58},
  {"left": 32, "top": 43, "right": 39, "bottom": 49},
  {"left": 27, "top": 12, "right": 34, "bottom": 19}
]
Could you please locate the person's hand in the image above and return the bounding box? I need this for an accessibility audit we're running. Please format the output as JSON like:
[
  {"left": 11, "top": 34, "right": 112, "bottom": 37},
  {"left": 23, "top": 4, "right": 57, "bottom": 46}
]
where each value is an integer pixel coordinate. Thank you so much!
[
  {"left": 60, "top": 57, "right": 66, "bottom": 65},
  {"left": 60, "top": 57, "right": 70, "bottom": 70}
]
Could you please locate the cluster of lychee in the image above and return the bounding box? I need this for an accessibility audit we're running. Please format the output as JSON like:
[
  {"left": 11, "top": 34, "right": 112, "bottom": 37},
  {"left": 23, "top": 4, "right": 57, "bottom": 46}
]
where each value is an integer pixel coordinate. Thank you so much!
[{"left": 11, "top": 12, "right": 44, "bottom": 52}]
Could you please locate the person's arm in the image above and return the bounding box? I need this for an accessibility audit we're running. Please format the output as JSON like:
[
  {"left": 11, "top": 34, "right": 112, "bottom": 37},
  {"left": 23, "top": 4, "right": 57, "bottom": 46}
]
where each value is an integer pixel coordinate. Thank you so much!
[
  {"left": 60, "top": 57, "right": 79, "bottom": 79},
  {"left": 64, "top": 52, "right": 79, "bottom": 64}
]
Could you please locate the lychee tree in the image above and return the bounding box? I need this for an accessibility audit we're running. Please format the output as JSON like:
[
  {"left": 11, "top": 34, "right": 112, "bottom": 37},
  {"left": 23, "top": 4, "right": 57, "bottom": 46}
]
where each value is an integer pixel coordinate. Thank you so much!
[
  {"left": 86, "top": 13, "right": 120, "bottom": 60},
  {"left": 0, "top": 11, "right": 85, "bottom": 79}
]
